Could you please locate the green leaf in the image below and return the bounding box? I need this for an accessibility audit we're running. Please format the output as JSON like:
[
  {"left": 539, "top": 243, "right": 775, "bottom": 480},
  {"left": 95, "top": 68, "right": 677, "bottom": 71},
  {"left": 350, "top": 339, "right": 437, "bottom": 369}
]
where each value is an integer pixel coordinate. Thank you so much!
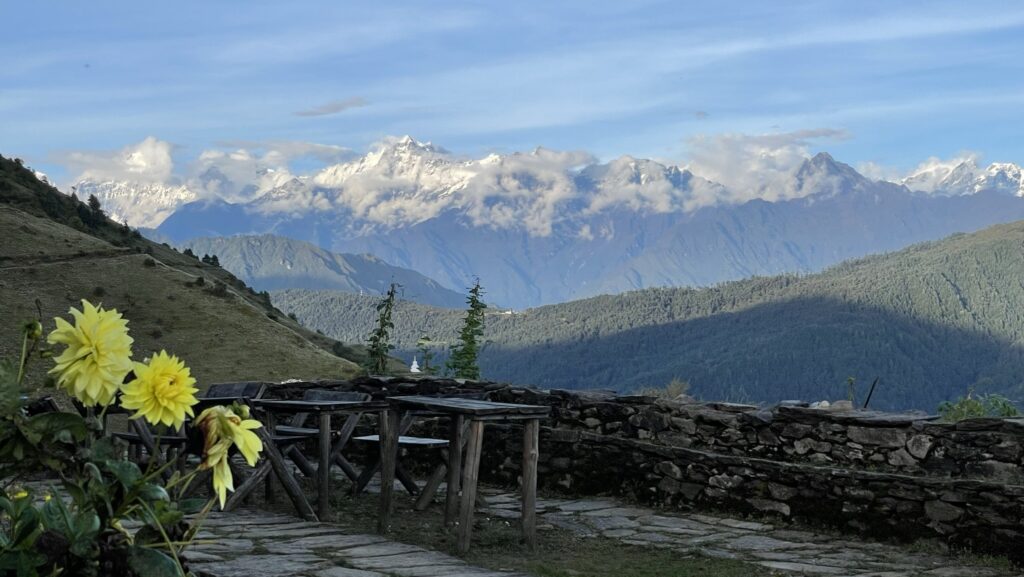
[
  {"left": 127, "top": 546, "right": 184, "bottom": 577},
  {"left": 138, "top": 483, "right": 169, "bottom": 503},
  {"left": 178, "top": 498, "right": 206, "bottom": 514},
  {"left": 24, "top": 412, "right": 89, "bottom": 441},
  {"left": 105, "top": 459, "right": 142, "bottom": 487}
]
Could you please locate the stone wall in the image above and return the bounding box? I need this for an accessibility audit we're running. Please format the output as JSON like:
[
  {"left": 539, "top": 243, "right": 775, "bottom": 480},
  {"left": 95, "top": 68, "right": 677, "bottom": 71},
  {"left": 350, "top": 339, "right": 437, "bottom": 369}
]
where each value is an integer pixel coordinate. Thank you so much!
[{"left": 266, "top": 376, "right": 1024, "bottom": 562}]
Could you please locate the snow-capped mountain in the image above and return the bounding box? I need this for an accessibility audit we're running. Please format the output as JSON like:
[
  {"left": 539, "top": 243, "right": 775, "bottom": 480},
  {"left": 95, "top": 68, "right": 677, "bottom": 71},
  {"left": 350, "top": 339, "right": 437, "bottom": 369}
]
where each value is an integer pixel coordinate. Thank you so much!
[
  {"left": 153, "top": 143, "right": 1024, "bottom": 308},
  {"left": 73, "top": 180, "right": 198, "bottom": 228},
  {"left": 901, "top": 157, "right": 1024, "bottom": 197},
  {"left": 59, "top": 135, "right": 1024, "bottom": 308}
]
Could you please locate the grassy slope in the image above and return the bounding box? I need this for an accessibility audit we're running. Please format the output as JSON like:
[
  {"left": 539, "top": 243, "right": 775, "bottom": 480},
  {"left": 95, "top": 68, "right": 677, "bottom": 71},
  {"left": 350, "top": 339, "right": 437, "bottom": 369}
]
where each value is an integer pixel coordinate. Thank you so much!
[
  {"left": 0, "top": 155, "right": 374, "bottom": 390},
  {"left": 272, "top": 221, "right": 1024, "bottom": 410}
]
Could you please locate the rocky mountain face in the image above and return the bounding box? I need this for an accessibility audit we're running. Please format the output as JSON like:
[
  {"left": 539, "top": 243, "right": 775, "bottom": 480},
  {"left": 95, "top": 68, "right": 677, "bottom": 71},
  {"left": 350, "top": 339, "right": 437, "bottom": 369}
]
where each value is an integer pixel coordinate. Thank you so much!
[
  {"left": 66, "top": 137, "right": 1024, "bottom": 308},
  {"left": 184, "top": 234, "right": 466, "bottom": 308}
]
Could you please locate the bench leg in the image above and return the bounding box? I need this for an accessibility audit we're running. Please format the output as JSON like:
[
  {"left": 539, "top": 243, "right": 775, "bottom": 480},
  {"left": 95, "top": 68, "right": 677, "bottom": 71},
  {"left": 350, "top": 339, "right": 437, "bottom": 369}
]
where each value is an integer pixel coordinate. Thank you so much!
[
  {"left": 522, "top": 419, "right": 540, "bottom": 550},
  {"left": 457, "top": 420, "right": 484, "bottom": 554},
  {"left": 226, "top": 460, "right": 272, "bottom": 511}
]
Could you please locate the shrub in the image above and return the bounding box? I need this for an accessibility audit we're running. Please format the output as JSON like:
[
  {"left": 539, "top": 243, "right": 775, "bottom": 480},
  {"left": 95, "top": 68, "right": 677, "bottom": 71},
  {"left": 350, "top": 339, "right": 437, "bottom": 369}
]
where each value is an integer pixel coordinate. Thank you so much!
[
  {"left": 143, "top": 257, "right": 156, "bottom": 267},
  {"left": 92, "top": 286, "right": 106, "bottom": 297},
  {"left": 938, "top": 389, "right": 1020, "bottom": 422},
  {"left": 638, "top": 377, "right": 691, "bottom": 401}
]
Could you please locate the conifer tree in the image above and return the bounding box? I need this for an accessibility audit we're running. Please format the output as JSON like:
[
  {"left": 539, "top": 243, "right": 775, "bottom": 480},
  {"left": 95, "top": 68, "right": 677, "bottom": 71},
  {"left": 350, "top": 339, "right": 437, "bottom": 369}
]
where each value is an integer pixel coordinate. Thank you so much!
[
  {"left": 365, "top": 283, "right": 398, "bottom": 375},
  {"left": 446, "top": 280, "right": 486, "bottom": 380}
]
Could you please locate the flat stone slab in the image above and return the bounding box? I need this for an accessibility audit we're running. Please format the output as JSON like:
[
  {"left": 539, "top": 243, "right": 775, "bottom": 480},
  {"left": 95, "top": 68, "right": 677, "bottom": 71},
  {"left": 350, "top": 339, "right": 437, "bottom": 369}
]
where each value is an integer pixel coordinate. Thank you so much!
[
  {"left": 757, "top": 561, "right": 847, "bottom": 574},
  {"left": 316, "top": 569, "right": 387, "bottom": 577},
  {"left": 343, "top": 542, "right": 429, "bottom": 558},
  {"left": 192, "top": 554, "right": 330, "bottom": 577}
]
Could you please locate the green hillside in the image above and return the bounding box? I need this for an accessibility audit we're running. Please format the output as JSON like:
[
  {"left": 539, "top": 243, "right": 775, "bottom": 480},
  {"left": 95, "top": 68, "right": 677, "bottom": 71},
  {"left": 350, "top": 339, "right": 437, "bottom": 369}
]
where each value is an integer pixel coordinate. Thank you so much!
[
  {"left": 0, "top": 155, "right": 381, "bottom": 392},
  {"left": 273, "top": 223, "right": 1024, "bottom": 410}
]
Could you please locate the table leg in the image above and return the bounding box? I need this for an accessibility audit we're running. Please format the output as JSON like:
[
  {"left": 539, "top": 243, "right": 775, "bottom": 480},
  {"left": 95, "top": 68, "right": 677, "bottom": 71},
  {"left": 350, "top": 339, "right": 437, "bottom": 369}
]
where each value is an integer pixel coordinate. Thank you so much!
[
  {"left": 457, "top": 420, "right": 484, "bottom": 554},
  {"left": 377, "top": 408, "right": 400, "bottom": 533},
  {"left": 522, "top": 419, "right": 540, "bottom": 550},
  {"left": 318, "top": 412, "right": 332, "bottom": 518},
  {"left": 445, "top": 415, "right": 465, "bottom": 526}
]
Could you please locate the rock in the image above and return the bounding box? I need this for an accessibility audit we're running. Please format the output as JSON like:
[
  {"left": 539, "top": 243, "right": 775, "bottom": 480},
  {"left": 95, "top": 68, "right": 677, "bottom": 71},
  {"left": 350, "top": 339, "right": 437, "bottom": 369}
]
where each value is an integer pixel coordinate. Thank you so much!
[
  {"left": 794, "top": 438, "right": 832, "bottom": 454},
  {"left": 748, "top": 498, "right": 791, "bottom": 516},
  {"left": 887, "top": 448, "right": 918, "bottom": 468},
  {"left": 906, "top": 434, "right": 934, "bottom": 459},
  {"left": 670, "top": 417, "right": 697, "bottom": 434},
  {"left": 781, "top": 423, "right": 813, "bottom": 439},
  {"left": 965, "top": 460, "right": 1023, "bottom": 483},
  {"left": 583, "top": 417, "right": 602, "bottom": 428},
  {"left": 925, "top": 500, "right": 964, "bottom": 522},
  {"left": 708, "top": 474, "right": 744, "bottom": 490},
  {"left": 830, "top": 400, "right": 854, "bottom": 411},
  {"left": 768, "top": 482, "right": 798, "bottom": 501},
  {"left": 678, "top": 482, "right": 704, "bottom": 500},
  {"left": 658, "top": 477, "right": 682, "bottom": 494},
  {"left": 655, "top": 460, "right": 684, "bottom": 480},
  {"left": 847, "top": 426, "right": 908, "bottom": 448}
]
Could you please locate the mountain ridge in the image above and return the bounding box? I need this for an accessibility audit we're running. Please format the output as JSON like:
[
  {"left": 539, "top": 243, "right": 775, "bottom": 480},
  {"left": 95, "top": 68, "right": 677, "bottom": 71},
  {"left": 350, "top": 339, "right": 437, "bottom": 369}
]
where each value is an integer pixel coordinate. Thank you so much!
[{"left": 270, "top": 218, "right": 1024, "bottom": 411}]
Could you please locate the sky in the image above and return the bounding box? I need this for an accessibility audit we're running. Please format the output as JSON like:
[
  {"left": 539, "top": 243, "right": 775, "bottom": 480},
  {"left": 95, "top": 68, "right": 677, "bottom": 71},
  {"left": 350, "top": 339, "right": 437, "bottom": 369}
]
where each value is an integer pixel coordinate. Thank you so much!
[{"left": 3, "top": 0, "right": 1024, "bottom": 184}]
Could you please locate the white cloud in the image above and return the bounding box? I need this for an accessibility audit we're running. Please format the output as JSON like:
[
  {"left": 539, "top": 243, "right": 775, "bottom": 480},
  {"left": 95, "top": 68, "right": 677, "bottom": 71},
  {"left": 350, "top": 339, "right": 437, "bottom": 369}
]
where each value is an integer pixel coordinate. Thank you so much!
[
  {"left": 683, "top": 129, "right": 850, "bottom": 202},
  {"left": 58, "top": 136, "right": 176, "bottom": 185},
  {"left": 294, "top": 97, "right": 368, "bottom": 117}
]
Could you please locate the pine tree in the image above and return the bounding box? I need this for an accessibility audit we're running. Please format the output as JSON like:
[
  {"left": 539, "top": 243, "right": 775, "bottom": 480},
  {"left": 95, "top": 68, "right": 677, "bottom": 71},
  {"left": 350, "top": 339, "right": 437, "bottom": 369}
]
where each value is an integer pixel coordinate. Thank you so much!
[
  {"left": 364, "top": 283, "right": 398, "bottom": 375},
  {"left": 446, "top": 280, "right": 486, "bottom": 380},
  {"left": 416, "top": 336, "right": 438, "bottom": 376},
  {"left": 86, "top": 194, "right": 104, "bottom": 228}
]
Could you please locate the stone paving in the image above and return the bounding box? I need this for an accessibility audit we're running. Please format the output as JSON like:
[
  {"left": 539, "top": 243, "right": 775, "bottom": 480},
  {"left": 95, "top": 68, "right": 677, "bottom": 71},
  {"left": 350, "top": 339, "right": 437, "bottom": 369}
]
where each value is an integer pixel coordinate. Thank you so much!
[
  {"left": 476, "top": 491, "right": 1023, "bottom": 577},
  {"left": 188, "top": 486, "right": 1023, "bottom": 577},
  {"left": 188, "top": 509, "right": 531, "bottom": 577}
]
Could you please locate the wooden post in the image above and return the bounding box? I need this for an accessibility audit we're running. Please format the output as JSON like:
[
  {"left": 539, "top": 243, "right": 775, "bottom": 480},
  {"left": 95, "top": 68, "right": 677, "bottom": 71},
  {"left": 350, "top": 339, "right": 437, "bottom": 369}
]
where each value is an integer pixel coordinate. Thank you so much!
[
  {"left": 264, "top": 411, "right": 277, "bottom": 504},
  {"left": 377, "top": 408, "right": 400, "bottom": 533},
  {"left": 521, "top": 419, "right": 540, "bottom": 551},
  {"left": 318, "top": 412, "right": 332, "bottom": 518},
  {"left": 457, "top": 419, "right": 485, "bottom": 554},
  {"left": 445, "top": 415, "right": 465, "bottom": 526},
  {"left": 255, "top": 427, "right": 317, "bottom": 521}
]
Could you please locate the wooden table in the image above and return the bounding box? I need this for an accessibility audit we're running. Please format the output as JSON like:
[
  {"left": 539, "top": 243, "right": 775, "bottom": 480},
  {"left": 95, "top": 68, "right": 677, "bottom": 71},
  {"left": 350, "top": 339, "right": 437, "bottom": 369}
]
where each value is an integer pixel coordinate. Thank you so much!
[
  {"left": 251, "top": 398, "right": 389, "bottom": 518},
  {"left": 378, "top": 396, "right": 550, "bottom": 553}
]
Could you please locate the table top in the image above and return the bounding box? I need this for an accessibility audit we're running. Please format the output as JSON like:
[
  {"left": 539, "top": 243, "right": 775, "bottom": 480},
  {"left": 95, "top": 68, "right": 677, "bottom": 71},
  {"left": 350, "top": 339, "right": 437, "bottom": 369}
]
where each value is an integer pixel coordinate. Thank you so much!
[
  {"left": 252, "top": 398, "right": 389, "bottom": 413},
  {"left": 389, "top": 396, "right": 551, "bottom": 417}
]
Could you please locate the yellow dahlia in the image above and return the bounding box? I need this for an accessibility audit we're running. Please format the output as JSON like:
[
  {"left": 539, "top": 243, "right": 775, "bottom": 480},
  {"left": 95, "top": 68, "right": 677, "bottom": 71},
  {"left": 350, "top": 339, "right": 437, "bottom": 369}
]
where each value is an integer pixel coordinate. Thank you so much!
[
  {"left": 195, "top": 404, "right": 263, "bottom": 508},
  {"left": 48, "top": 300, "right": 134, "bottom": 407},
  {"left": 121, "top": 350, "right": 199, "bottom": 429}
]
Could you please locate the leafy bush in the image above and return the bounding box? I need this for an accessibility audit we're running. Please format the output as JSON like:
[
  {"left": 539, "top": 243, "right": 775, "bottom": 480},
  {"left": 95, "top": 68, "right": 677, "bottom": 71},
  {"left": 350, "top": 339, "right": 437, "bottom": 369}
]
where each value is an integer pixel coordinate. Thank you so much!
[
  {"left": 0, "top": 301, "right": 265, "bottom": 575},
  {"left": 938, "top": 389, "right": 1020, "bottom": 422}
]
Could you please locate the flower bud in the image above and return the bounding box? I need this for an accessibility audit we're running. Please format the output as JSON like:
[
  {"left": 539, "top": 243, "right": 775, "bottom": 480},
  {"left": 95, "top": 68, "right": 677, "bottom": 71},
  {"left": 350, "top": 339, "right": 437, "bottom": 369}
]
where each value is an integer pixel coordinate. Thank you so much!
[{"left": 23, "top": 320, "right": 43, "bottom": 340}]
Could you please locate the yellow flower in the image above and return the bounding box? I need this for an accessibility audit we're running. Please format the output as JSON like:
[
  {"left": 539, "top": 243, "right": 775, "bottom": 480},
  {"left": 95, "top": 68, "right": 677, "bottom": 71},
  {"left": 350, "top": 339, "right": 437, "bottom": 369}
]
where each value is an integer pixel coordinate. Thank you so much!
[
  {"left": 121, "top": 351, "right": 199, "bottom": 429},
  {"left": 11, "top": 490, "right": 28, "bottom": 500},
  {"left": 47, "top": 300, "right": 133, "bottom": 407},
  {"left": 195, "top": 404, "right": 263, "bottom": 508}
]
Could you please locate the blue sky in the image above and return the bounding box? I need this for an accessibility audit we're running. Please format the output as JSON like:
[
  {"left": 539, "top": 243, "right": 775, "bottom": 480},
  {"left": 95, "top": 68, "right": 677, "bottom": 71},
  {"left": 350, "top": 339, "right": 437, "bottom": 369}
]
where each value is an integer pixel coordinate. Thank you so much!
[{"left": 4, "top": 1, "right": 1024, "bottom": 182}]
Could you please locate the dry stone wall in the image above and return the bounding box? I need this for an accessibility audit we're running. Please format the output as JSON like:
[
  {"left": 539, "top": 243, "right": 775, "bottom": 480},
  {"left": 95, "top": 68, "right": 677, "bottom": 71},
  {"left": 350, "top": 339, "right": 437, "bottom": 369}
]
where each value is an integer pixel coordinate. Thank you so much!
[{"left": 267, "top": 376, "right": 1024, "bottom": 562}]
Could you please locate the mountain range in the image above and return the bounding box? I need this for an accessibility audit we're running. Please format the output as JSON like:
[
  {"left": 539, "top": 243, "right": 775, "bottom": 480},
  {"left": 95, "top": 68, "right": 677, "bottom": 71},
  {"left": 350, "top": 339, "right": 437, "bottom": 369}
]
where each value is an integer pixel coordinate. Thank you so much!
[
  {"left": 271, "top": 219, "right": 1024, "bottom": 411},
  {"left": 183, "top": 234, "right": 465, "bottom": 308},
  {"left": 72, "top": 137, "right": 1024, "bottom": 308}
]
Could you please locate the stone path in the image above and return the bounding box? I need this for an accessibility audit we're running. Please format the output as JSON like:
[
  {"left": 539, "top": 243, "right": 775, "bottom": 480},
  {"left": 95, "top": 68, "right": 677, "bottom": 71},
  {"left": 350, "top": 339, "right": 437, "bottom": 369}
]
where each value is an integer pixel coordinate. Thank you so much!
[
  {"left": 476, "top": 491, "right": 1023, "bottom": 577},
  {"left": 187, "top": 510, "right": 530, "bottom": 577}
]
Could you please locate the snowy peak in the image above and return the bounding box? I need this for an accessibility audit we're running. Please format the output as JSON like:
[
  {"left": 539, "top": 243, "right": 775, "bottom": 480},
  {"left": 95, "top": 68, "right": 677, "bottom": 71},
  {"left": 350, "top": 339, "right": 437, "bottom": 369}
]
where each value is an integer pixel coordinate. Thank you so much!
[
  {"left": 72, "top": 179, "right": 198, "bottom": 228},
  {"left": 902, "top": 157, "right": 1023, "bottom": 196}
]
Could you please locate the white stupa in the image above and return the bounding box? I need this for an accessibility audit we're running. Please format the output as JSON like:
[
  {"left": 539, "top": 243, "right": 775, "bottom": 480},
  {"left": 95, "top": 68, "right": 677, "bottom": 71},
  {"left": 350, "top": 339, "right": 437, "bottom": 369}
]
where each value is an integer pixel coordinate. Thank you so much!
[{"left": 409, "top": 356, "right": 421, "bottom": 373}]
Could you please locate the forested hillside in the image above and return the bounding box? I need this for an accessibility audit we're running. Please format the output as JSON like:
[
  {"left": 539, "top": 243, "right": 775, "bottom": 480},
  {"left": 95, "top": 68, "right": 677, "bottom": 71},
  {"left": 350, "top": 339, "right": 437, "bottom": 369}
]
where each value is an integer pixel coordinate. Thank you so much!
[{"left": 273, "top": 223, "right": 1024, "bottom": 410}]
